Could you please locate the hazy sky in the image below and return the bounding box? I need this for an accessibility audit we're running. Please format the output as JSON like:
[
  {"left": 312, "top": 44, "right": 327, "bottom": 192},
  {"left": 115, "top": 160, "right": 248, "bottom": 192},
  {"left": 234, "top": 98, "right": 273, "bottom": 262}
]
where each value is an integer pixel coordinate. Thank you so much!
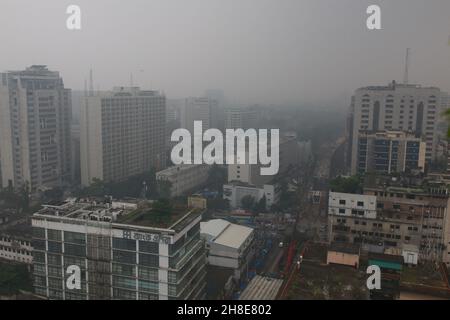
[{"left": 1, "top": 0, "right": 450, "bottom": 107}]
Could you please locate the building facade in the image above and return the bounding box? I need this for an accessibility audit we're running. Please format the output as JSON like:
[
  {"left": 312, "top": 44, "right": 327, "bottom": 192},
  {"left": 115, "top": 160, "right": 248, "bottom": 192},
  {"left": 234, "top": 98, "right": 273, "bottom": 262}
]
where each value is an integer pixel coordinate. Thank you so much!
[
  {"left": 80, "top": 87, "right": 166, "bottom": 185},
  {"left": 156, "top": 164, "right": 210, "bottom": 198},
  {"left": 328, "top": 180, "right": 450, "bottom": 265},
  {"left": 200, "top": 219, "right": 255, "bottom": 281},
  {"left": 223, "top": 182, "right": 278, "bottom": 210},
  {"left": 31, "top": 199, "right": 206, "bottom": 300},
  {"left": 348, "top": 81, "right": 445, "bottom": 174},
  {"left": 0, "top": 65, "right": 72, "bottom": 191},
  {"left": 181, "top": 97, "right": 217, "bottom": 134},
  {"left": 356, "top": 130, "right": 426, "bottom": 174}
]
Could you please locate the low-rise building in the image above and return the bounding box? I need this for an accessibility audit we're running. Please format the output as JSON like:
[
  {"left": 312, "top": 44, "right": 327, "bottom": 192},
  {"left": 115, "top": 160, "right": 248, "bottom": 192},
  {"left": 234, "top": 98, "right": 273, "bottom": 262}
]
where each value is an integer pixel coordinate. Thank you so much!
[
  {"left": 223, "top": 182, "right": 278, "bottom": 210},
  {"left": 328, "top": 174, "right": 450, "bottom": 265},
  {"left": 156, "top": 165, "right": 210, "bottom": 198},
  {"left": 200, "top": 219, "right": 255, "bottom": 281},
  {"left": 326, "top": 242, "right": 360, "bottom": 268}
]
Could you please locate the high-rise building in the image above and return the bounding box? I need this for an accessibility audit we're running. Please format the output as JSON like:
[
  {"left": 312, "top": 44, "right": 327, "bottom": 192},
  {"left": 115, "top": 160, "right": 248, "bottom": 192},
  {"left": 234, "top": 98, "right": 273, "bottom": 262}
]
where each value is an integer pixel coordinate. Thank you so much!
[
  {"left": 0, "top": 65, "right": 72, "bottom": 191},
  {"left": 225, "top": 106, "right": 259, "bottom": 130},
  {"left": 31, "top": 198, "right": 206, "bottom": 300},
  {"left": 180, "top": 97, "right": 217, "bottom": 134},
  {"left": 80, "top": 87, "right": 166, "bottom": 186},
  {"left": 348, "top": 81, "right": 445, "bottom": 174},
  {"left": 356, "top": 130, "right": 426, "bottom": 174}
]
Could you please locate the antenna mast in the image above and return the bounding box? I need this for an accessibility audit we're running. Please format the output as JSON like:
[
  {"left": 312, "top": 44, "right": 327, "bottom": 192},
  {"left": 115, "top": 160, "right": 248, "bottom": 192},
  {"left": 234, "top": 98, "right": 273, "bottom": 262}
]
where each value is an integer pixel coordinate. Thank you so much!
[{"left": 403, "top": 48, "right": 410, "bottom": 85}]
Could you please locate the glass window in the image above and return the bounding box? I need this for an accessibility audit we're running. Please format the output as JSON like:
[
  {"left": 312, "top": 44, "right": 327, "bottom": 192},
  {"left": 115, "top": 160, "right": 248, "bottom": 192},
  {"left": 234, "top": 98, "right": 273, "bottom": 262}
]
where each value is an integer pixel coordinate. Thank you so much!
[
  {"left": 32, "top": 227, "right": 45, "bottom": 239},
  {"left": 113, "top": 238, "right": 136, "bottom": 251},
  {"left": 34, "top": 263, "right": 46, "bottom": 275},
  {"left": 47, "top": 229, "right": 62, "bottom": 241},
  {"left": 65, "top": 243, "right": 86, "bottom": 257},
  {"left": 138, "top": 267, "right": 158, "bottom": 281},
  {"left": 47, "top": 253, "right": 62, "bottom": 266},
  {"left": 139, "top": 253, "right": 159, "bottom": 268},
  {"left": 113, "top": 276, "right": 136, "bottom": 290},
  {"left": 113, "top": 250, "right": 136, "bottom": 264},
  {"left": 64, "top": 231, "right": 86, "bottom": 245},
  {"left": 139, "top": 241, "right": 159, "bottom": 254},
  {"left": 138, "top": 280, "right": 159, "bottom": 293},
  {"left": 33, "top": 251, "right": 46, "bottom": 263},
  {"left": 48, "top": 241, "right": 62, "bottom": 253},
  {"left": 112, "top": 263, "right": 136, "bottom": 277},
  {"left": 32, "top": 239, "right": 46, "bottom": 251}
]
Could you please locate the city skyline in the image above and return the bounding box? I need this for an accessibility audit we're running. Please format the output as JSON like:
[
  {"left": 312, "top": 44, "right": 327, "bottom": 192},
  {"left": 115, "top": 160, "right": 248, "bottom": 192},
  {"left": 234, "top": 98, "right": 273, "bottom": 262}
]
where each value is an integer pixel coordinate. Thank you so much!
[{"left": 1, "top": 0, "right": 449, "bottom": 106}]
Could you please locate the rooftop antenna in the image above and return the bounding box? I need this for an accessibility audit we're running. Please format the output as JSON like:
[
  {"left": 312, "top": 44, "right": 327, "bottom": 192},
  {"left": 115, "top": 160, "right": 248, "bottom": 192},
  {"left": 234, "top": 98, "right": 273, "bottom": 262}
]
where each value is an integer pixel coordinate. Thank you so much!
[
  {"left": 89, "top": 68, "right": 94, "bottom": 96},
  {"left": 403, "top": 48, "right": 410, "bottom": 85}
]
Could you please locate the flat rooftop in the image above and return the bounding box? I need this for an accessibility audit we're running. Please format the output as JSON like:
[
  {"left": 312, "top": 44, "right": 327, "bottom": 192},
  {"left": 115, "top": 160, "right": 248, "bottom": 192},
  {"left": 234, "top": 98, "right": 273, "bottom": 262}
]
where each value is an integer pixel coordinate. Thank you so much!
[
  {"left": 201, "top": 219, "right": 254, "bottom": 250},
  {"left": 33, "top": 198, "right": 203, "bottom": 232},
  {"left": 239, "top": 276, "right": 283, "bottom": 300}
]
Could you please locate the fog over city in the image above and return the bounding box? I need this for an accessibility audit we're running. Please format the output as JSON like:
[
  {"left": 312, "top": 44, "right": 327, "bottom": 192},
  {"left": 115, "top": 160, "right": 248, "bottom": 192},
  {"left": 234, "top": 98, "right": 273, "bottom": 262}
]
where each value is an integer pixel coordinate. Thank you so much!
[{"left": 1, "top": 0, "right": 449, "bottom": 107}]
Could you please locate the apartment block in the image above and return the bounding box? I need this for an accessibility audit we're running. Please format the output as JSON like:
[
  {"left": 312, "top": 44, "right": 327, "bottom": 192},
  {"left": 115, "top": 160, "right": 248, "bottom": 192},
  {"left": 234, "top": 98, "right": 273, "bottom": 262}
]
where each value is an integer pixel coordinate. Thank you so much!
[
  {"left": 356, "top": 130, "right": 426, "bottom": 174},
  {"left": 0, "top": 65, "right": 72, "bottom": 191},
  {"left": 328, "top": 176, "right": 450, "bottom": 265},
  {"left": 348, "top": 81, "right": 445, "bottom": 174},
  {"left": 80, "top": 87, "right": 166, "bottom": 185}
]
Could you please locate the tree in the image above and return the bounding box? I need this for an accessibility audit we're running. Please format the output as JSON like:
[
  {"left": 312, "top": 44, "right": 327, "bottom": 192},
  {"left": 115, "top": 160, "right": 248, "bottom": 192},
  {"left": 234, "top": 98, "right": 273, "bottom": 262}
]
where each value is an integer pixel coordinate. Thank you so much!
[
  {"left": 241, "top": 195, "right": 256, "bottom": 211},
  {"left": 254, "top": 195, "right": 267, "bottom": 213},
  {"left": 329, "top": 175, "right": 363, "bottom": 194},
  {"left": 206, "top": 165, "right": 227, "bottom": 194}
]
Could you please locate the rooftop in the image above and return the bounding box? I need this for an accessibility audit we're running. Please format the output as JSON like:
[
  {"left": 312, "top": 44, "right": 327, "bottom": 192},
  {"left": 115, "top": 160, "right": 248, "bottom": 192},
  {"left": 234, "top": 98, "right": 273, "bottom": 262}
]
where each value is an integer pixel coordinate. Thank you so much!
[
  {"left": 201, "top": 219, "right": 253, "bottom": 250},
  {"left": 239, "top": 276, "right": 283, "bottom": 300},
  {"left": 33, "top": 198, "right": 203, "bottom": 232}
]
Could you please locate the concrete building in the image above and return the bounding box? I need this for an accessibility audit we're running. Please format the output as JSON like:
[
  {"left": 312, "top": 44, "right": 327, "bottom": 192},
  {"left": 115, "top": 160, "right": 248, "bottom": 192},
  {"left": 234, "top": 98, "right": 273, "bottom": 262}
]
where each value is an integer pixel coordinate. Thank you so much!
[
  {"left": 80, "top": 87, "right": 166, "bottom": 186},
  {"left": 181, "top": 97, "right": 217, "bottom": 134},
  {"left": 31, "top": 198, "right": 206, "bottom": 300},
  {"left": 223, "top": 182, "right": 278, "bottom": 210},
  {"left": 0, "top": 214, "right": 33, "bottom": 264},
  {"left": 227, "top": 137, "right": 302, "bottom": 187},
  {"left": 328, "top": 175, "right": 450, "bottom": 265},
  {"left": 225, "top": 107, "right": 259, "bottom": 130},
  {"left": 0, "top": 65, "right": 72, "bottom": 191},
  {"left": 156, "top": 164, "right": 210, "bottom": 198},
  {"left": 200, "top": 219, "right": 255, "bottom": 281},
  {"left": 356, "top": 130, "right": 426, "bottom": 174},
  {"left": 238, "top": 275, "right": 283, "bottom": 300},
  {"left": 348, "top": 81, "right": 445, "bottom": 174}
]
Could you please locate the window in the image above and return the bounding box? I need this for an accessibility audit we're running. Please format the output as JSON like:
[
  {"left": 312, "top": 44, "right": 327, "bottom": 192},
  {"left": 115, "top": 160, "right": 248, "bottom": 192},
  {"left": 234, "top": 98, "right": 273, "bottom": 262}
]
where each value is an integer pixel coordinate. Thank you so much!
[
  {"left": 139, "top": 253, "right": 159, "bottom": 268},
  {"left": 339, "top": 200, "right": 346, "bottom": 205},
  {"left": 138, "top": 267, "right": 158, "bottom": 281},
  {"left": 64, "top": 232, "right": 85, "bottom": 245},
  {"left": 139, "top": 241, "right": 159, "bottom": 254},
  {"left": 339, "top": 208, "right": 346, "bottom": 214},
  {"left": 357, "top": 201, "right": 364, "bottom": 207},
  {"left": 113, "top": 250, "right": 136, "bottom": 264},
  {"left": 65, "top": 243, "right": 86, "bottom": 257},
  {"left": 113, "top": 238, "right": 136, "bottom": 251}
]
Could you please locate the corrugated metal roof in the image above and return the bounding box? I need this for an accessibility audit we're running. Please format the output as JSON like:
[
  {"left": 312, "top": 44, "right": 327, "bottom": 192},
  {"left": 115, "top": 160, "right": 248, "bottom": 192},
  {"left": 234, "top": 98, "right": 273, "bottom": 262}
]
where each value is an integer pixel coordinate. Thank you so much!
[{"left": 239, "top": 276, "right": 283, "bottom": 300}]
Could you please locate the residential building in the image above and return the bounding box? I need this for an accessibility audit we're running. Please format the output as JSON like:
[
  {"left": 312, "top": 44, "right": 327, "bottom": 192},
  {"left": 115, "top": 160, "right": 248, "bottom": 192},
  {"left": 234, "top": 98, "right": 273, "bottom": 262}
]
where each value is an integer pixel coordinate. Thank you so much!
[
  {"left": 356, "top": 130, "right": 426, "bottom": 174},
  {"left": 348, "top": 81, "right": 445, "bottom": 174},
  {"left": 181, "top": 97, "right": 217, "bottom": 134},
  {"left": 80, "top": 87, "right": 166, "bottom": 186},
  {"left": 31, "top": 198, "right": 206, "bottom": 300},
  {"left": 225, "top": 106, "right": 259, "bottom": 130},
  {"left": 0, "top": 214, "right": 33, "bottom": 264},
  {"left": 328, "top": 175, "right": 450, "bottom": 265},
  {"left": 200, "top": 219, "right": 255, "bottom": 281},
  {"left": 0, "top": 65, "right": 72, "bottom": 191},
  {"left": 156, "top": 164, "right": 210, "bottom": 198}
]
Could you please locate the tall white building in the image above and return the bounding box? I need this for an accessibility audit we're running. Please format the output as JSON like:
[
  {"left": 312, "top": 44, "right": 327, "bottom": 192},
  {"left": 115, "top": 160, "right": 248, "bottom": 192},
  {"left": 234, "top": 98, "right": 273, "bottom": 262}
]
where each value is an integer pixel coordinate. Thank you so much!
[
  {"left": 80, "top": 87, "right": 166, "bottom": 186},
  {"left": 0, "top": 65, "right": 72, "bottom": 191},
  {"left": 348, "top": 81, "right": 445, "bottom": 174}
]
